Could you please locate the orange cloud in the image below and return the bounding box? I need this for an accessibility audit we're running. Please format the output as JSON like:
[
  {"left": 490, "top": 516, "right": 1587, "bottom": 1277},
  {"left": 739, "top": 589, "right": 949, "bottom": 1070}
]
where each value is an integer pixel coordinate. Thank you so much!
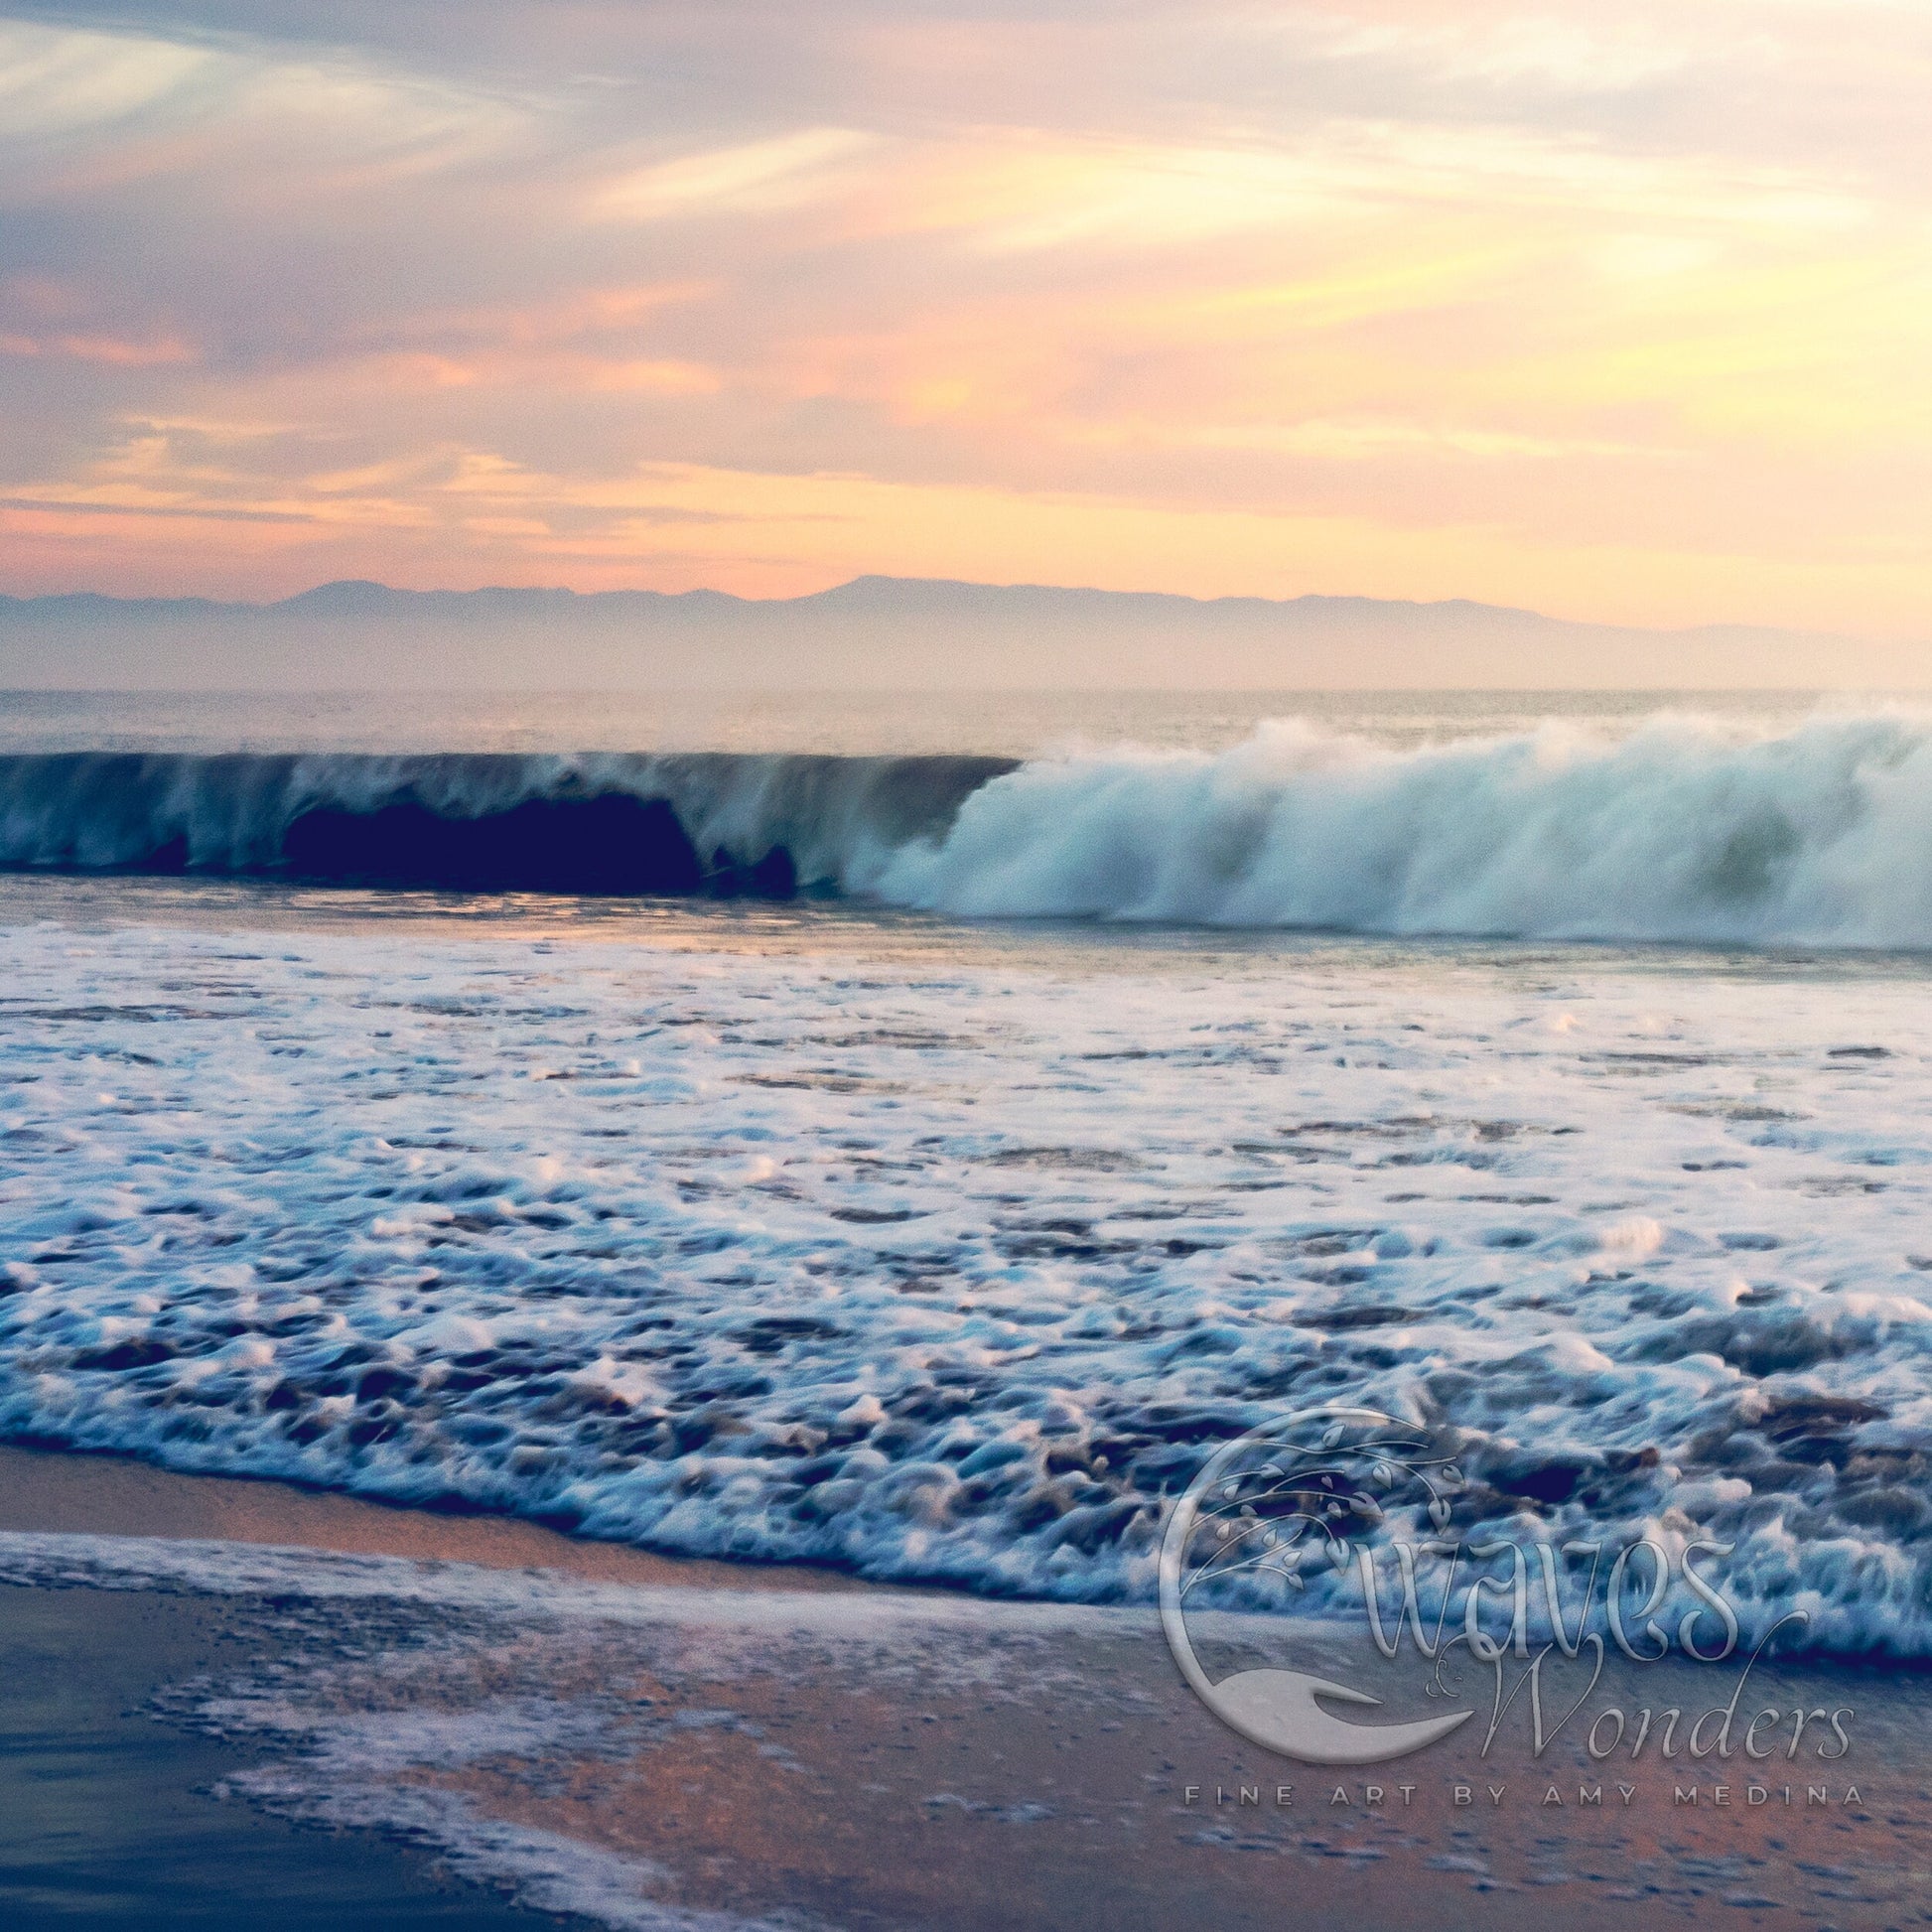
[{"left": 1, "top": 331, "right": 194, "bottom": 364}]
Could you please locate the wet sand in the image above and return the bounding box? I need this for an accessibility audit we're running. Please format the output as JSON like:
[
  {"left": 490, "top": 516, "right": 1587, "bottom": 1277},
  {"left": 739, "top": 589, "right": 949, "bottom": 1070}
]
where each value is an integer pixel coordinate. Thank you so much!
[
  {"left": 0, "top": 1441, "right": 869, "bottom": 1592},
  {"left": 1, "top": 1445, "right": 1927, "bottom": 1931},
  {"left": 0, "top": 1586, "right": 585, "bottom": 1932}
]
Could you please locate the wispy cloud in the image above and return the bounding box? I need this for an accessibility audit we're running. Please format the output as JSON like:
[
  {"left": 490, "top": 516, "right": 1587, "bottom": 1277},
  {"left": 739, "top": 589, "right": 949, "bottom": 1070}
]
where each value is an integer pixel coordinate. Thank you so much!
[{"left": 591, "top": 129, "right": 880, "bottom": 221}]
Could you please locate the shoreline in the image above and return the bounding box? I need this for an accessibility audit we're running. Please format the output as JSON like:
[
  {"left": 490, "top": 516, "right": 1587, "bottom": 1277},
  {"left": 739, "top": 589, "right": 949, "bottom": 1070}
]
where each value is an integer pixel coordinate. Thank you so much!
[
  {"left": 0, "top": 1440, "right": 877, "bottom": 1595},
  {"left": 2, "top": 1444, "right": 1929, "bottom": 1928}
]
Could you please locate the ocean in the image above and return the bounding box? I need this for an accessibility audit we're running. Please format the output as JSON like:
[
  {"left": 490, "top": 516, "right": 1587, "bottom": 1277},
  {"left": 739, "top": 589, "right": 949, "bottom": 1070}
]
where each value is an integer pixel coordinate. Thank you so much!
[{"left": 5, "top": 689, "right": 1932, "bottom": 1655}]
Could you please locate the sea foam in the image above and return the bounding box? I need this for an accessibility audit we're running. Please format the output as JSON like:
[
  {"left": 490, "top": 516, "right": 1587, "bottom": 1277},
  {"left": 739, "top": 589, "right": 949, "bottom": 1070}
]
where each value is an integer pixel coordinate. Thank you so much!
[{"left": 5, "top": 912, "right": 1932, "bottom": 1654}]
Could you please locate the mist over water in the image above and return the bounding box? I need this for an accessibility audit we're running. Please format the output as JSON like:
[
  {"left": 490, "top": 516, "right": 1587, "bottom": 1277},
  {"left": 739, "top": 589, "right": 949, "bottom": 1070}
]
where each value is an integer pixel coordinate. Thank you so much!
[{"left": 0, "top": 685, "right": 1829, "bottom": 759}]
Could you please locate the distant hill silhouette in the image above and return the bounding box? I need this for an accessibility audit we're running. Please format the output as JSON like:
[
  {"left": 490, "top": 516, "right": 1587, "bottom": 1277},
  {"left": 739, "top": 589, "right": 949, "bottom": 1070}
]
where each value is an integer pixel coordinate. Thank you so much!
[{"left": 0, "top": 575, "right": 1913, "bottom": 690}]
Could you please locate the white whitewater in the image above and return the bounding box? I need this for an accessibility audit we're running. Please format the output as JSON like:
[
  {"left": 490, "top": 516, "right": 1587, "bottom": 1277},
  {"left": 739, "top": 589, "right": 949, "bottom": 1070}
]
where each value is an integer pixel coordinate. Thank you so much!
[{"left": 872, "top": 712, "right": 1932, "bottom": 946}]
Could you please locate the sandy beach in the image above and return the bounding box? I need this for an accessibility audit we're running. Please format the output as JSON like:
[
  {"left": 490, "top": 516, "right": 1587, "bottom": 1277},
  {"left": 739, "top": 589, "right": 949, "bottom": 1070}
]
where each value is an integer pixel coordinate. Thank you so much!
[{"left": 1, "top": 1444, "right": 1924, "bottom": 1932}]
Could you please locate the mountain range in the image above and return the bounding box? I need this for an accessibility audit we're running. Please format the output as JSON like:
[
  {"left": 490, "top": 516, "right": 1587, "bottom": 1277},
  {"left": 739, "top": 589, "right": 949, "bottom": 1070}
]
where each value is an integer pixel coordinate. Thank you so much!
[{"left": 0, "top": 576, "right": 1918, "bottom": 690}]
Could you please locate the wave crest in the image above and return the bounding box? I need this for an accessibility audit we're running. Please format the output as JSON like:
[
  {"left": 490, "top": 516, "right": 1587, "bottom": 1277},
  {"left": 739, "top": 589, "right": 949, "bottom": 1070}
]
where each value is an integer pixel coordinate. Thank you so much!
[
  {"left": 0, "top": 750, "right": 1013, "bottom": 897},
  {"left": 10, "top": 714, "right": 1932, "bottom": 946},
  {"left": 876, "top": 713, "right": 1932, "bottom": 946}
]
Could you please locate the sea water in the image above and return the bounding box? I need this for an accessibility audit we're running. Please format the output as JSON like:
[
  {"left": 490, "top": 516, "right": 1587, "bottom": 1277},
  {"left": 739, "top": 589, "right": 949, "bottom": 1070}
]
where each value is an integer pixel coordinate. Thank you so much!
[{"left": 4, "top": 689, "right": 1932, "bottom": 1654}]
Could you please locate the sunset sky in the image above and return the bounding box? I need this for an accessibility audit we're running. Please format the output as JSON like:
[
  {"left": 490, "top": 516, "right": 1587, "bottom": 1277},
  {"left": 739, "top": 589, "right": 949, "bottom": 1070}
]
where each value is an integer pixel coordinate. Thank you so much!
[{"left": 2, "top": 1, "right": 1929, "bottom": 633}]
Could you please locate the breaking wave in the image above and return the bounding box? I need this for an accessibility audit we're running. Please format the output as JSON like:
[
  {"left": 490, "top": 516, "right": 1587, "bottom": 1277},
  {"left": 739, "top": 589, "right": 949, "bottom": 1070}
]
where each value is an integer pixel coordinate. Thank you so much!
[
  {"left": 875, "top": 712, "right": 1932, "bottom": 947},
  {"left": 0, "top": 750, "right": 1015, "bottom": 899},
  {"left": 11, "top": 711, "right": 1932, "bottom": 944}
]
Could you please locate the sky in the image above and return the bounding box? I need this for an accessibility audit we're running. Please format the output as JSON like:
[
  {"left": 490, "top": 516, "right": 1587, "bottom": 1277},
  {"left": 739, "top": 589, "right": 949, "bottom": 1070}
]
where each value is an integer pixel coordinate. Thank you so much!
[{"left": 1, "top": 1, "right": 1929, "bottom": 633}]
